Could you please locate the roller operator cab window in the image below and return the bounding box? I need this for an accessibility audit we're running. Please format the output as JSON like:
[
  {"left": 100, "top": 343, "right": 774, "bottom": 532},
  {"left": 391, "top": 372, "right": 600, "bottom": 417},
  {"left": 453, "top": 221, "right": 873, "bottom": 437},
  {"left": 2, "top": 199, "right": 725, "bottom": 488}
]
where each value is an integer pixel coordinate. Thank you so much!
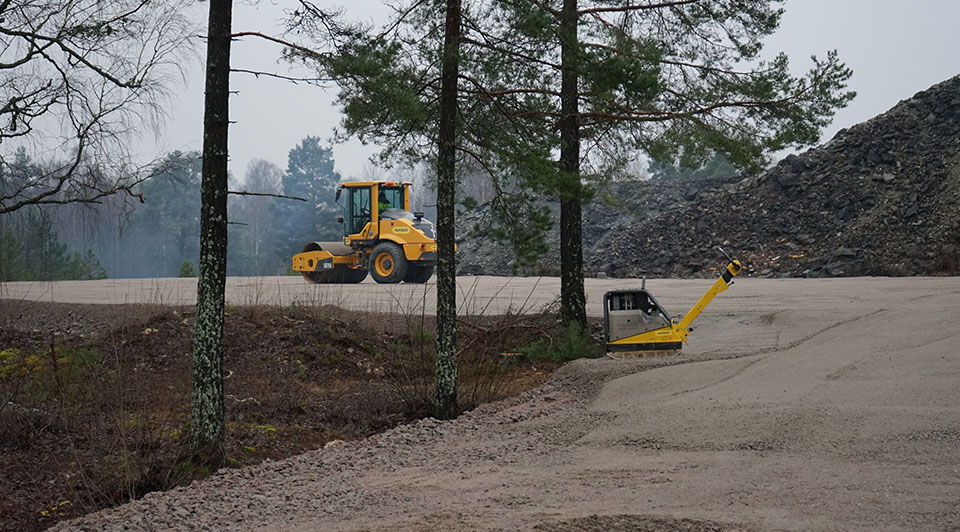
[
  {"left": 347, "top": 187, "right": 371, "bottom": 236},
  {"left": 378, "top": 187, "right": 403, "bottom": 212}
]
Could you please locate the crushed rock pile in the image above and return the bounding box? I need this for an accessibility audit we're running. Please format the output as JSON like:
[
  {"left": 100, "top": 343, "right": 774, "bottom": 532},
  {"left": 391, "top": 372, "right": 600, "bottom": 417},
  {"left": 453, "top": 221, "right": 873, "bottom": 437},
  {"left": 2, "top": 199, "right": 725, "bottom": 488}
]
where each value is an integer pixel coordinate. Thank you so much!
[{"left": 457, "top": 75, "right": 960, "bottom": 278}]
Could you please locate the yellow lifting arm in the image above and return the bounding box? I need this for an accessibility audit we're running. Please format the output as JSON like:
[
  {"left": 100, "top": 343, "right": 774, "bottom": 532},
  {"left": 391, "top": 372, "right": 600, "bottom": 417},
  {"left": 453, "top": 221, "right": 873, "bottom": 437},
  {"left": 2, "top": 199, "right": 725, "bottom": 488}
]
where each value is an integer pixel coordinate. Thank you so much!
[{"left": 674, "top": 258, "right": 743, "bottom": 342}]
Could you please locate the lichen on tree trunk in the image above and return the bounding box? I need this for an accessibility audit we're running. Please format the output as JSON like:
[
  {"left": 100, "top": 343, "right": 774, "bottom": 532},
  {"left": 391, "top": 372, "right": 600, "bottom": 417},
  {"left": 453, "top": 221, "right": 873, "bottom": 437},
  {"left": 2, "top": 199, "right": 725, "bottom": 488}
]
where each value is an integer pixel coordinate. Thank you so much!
[
  {"left": 435, "top": 0, "right": 462, "bottom": 420},
  {"left": 191, "top": 0, "right": 232, "bottom": 463}
]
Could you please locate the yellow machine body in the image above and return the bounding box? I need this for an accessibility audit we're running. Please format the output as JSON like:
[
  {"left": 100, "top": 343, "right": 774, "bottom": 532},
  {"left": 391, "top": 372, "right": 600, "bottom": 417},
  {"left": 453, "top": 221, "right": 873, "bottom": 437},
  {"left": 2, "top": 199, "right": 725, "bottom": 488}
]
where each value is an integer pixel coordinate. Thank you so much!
[
  {"left": 291, "top": 181, "right": 441, "bottom": 284},
  {"left": 605, "top": 258, "right": 743, "bottom": 353}
]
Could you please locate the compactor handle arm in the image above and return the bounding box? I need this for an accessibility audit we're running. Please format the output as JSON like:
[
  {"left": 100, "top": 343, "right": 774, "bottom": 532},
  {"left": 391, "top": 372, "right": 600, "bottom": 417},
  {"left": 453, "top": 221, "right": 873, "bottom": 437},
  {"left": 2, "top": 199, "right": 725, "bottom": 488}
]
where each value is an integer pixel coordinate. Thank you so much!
[
  {"left": 674, "top": 248, "right": 743, "bottom": 341},
  {"left": 717, "top": 246, "right": 735, "bottom": 265}
]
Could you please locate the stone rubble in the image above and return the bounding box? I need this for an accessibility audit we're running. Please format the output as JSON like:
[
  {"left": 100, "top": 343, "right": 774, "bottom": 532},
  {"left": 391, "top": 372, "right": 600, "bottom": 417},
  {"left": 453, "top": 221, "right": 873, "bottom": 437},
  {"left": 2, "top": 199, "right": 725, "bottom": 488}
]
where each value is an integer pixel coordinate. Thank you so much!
[{"left": 457, "top": 75, "right": 960, "bottom": 279}]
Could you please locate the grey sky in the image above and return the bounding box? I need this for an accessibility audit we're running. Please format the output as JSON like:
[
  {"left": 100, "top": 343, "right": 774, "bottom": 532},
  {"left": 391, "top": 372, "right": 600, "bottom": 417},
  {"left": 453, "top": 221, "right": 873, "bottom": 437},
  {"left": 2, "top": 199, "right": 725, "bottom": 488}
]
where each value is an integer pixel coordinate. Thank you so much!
[{"left": 152, "top": 0, "right": 960, "bottom": 184}]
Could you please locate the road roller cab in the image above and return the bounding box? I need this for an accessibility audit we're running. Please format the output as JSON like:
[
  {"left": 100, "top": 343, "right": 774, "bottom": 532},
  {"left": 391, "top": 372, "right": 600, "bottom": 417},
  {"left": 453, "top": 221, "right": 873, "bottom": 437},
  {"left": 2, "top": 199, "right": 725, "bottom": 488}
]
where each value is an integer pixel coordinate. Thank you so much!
[{"left": 291, "top": 181, "right": 438, "bottom": 284}]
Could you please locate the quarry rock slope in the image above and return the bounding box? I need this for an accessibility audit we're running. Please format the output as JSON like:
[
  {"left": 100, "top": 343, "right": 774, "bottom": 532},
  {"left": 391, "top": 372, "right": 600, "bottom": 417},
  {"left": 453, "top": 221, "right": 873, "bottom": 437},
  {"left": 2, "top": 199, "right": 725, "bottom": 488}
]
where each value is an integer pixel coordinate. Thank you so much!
[{"left": 457, "top": 75, "right": 960, "bottom": 278}]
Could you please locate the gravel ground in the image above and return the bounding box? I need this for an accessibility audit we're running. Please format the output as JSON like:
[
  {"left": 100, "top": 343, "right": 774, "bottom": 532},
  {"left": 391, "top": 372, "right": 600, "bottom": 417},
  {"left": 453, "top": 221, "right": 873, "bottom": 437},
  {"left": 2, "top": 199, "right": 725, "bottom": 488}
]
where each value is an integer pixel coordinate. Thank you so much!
[{"left": 46, "top": 277, "right": 960, "bottom": 531}]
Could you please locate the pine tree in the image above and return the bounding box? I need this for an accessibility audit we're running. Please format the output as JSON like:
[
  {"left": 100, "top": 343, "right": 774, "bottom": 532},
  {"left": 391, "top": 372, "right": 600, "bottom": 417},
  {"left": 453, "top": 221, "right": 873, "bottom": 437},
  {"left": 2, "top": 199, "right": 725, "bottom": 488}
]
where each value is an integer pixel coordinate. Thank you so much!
[
  {"left": 272, "top": 136, "right": 342, "bottom": 261},
  {"left": 288, "top": 1, "right": 474, "bottom": 417},
  {"left": 471, "top": 0, "right": 854, "bottom": 325},
  {"left": 558, "top": 0, "right": 587, "bottom": 325}
]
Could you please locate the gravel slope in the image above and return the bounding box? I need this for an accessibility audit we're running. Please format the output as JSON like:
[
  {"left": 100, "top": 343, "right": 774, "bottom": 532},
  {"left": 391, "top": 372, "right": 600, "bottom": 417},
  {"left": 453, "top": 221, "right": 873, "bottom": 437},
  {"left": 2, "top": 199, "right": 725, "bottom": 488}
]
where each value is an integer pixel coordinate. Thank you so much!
[{"left": 52, "top": 277, "right": 960, "bottom": 532}]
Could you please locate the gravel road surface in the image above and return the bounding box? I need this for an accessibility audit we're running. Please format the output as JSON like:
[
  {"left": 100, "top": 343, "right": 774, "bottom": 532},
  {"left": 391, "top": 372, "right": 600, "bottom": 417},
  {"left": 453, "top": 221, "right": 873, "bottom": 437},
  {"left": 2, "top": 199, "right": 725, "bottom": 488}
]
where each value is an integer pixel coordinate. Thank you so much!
[
  {"left": 3, "top": 274, "right": 651, "bottom": 316},
  {"left": 20, "top": 276, "right": 959, "bottom": 531},
  {"left": 3, "top": 274, "right": 954, "bottom": 318}
]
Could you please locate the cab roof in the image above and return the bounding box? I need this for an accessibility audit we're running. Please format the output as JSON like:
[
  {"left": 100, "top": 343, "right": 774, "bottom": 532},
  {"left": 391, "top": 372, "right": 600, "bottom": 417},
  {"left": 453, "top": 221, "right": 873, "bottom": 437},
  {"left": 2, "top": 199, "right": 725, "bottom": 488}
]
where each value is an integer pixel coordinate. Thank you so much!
[{"left": 339, "top": 181, "right": 413, "bottom": 188}]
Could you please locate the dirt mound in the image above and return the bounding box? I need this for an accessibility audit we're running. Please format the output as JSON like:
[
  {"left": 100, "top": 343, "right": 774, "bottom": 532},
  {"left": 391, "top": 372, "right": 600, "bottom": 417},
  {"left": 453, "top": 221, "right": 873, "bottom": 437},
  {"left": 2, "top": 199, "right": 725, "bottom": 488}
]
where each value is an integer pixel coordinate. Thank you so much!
[
  {"left": 0, "top": 301, "right": 558, "bottom": 532},
  {"left": 457, "top": 75, "right": 960, "bottom": 278}
]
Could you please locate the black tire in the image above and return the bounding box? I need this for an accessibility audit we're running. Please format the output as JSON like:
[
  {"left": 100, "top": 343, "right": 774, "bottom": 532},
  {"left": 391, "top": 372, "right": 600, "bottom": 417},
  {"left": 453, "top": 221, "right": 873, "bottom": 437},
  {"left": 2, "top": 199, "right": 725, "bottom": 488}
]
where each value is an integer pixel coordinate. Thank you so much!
[
  {"left": 331, "top": 266, "right": 368, "bottom": 283},
  {"left": 370, "top": 242, "right": 408, "bottom": 284},
  {"left": 404, "top": 265, "right": 434, "bottom": 283},
  {"left": 301, "top": 270, "right": 330, "bottom": 284},
  {"left": 303, "top": 266, "right": 367, "bottom": 284}
]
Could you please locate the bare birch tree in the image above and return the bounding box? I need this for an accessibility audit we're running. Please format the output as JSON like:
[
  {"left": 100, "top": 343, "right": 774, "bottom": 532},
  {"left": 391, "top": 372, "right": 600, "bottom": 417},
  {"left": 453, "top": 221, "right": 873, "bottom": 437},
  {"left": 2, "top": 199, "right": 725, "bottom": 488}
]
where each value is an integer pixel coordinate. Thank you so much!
[{"left": 0, "top": 0, "right": 197, "bottom": 215}]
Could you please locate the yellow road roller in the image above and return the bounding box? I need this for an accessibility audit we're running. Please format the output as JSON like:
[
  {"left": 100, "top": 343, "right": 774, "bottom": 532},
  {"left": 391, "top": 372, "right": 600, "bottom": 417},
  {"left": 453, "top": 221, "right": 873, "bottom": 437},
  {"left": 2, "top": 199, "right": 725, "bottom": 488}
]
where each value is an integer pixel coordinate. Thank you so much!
[{"left": 291, "top": 181, "right": 438, "bottom": 284}]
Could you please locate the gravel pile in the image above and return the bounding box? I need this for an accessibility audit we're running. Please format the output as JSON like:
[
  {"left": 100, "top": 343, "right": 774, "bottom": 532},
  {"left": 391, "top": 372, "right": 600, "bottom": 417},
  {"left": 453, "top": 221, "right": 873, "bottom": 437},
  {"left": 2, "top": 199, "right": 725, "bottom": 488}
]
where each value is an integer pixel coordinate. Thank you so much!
[
  {"left": 457, "top": 75, "right": 960, "bottom": 278},
  {"left": 50, "top": 386, "right": 589, "bottom": 532}
]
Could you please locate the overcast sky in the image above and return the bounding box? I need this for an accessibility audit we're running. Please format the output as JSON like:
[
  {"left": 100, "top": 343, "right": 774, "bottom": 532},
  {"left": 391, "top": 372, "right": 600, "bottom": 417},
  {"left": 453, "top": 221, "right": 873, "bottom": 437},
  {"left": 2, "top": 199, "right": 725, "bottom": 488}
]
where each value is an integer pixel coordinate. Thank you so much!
[{"left": 150, "top": 0, "right": 960, "bottom": 184}]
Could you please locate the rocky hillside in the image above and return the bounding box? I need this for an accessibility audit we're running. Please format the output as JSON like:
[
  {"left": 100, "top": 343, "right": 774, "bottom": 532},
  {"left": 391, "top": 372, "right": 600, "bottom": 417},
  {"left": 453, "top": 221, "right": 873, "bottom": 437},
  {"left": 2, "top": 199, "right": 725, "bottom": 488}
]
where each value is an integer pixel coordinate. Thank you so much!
[{"left": 457, "top": 75, "right": 960, "bottom": 278}]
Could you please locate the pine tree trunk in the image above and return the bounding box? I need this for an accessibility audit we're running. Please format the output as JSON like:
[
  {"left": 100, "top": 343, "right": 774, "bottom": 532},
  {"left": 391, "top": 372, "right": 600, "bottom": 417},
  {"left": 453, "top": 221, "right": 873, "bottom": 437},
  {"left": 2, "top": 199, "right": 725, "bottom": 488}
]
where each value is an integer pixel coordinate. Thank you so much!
[
  {"left": 559, "top": 0, "right": 586, "bottom": 326},
  {"left": 191, "top": 0, "right": 232, "bottom": 463},
  {"left": 435, "top": 0, "right": 462, "bottom": 420}
]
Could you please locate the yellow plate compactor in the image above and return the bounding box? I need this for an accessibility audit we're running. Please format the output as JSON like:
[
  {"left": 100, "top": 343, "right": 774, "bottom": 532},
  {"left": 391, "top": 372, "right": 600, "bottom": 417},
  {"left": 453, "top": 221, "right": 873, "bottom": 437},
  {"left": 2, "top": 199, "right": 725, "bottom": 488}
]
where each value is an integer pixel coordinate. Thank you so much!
[{"left": 604, "top": 248, "right": 742, "bottom": 353}]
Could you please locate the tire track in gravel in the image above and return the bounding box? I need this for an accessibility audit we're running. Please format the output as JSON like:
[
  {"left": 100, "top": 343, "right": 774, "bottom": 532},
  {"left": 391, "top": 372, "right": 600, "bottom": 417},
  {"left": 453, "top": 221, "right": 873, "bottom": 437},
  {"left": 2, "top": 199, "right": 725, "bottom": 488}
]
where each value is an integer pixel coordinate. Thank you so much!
[{"left": 663, "top": 308, "right": 887, "bottom": 400}]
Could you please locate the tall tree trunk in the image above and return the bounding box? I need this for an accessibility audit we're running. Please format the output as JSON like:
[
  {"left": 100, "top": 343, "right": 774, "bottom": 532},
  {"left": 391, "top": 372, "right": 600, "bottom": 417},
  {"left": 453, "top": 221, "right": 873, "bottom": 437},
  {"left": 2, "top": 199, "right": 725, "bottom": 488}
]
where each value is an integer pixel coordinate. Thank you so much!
[
  {"left": 559, "top": 0, "right": 586, "bottom": 326},
  {"left": 435, "top": 0, "right": 462, "bottom": 420},
  {"left": 191, "top": 0, "right": 232, "bottom": 463}
]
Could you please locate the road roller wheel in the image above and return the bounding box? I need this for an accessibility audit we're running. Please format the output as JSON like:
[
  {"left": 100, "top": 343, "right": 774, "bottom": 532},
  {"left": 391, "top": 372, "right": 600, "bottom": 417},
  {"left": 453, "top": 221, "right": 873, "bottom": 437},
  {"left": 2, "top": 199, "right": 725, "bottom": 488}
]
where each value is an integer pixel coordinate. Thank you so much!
[
  {"left": 370, "top": 242, "right": 408, "bottom": 284},
  {"left": 301, "top": 270, "right": 330, "bottom": 284}
]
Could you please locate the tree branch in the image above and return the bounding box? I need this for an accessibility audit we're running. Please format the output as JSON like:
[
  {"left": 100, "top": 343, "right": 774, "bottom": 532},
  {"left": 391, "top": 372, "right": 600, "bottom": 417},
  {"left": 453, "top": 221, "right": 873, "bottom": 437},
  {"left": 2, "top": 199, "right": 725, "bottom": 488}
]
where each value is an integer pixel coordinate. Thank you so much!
[
  {"left": 227, "top": 190, "right": 307, "bottom": 201},
  {"left": 230, "top": 31, "right": 327, "bottom": 60},
  {"left": 579, "top": 0, "right": 700, "bottom": 16},
  {"left": 229, "top": 68, "right": 332, "bottom": 84}
]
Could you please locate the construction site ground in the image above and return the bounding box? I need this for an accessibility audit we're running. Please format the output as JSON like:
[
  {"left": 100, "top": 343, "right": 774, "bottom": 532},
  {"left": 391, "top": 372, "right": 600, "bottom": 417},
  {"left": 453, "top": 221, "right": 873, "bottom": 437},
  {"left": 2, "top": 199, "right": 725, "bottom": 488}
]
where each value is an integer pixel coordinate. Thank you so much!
[{"left": 3, "top": 275, "right": 958, "bottom": 531}]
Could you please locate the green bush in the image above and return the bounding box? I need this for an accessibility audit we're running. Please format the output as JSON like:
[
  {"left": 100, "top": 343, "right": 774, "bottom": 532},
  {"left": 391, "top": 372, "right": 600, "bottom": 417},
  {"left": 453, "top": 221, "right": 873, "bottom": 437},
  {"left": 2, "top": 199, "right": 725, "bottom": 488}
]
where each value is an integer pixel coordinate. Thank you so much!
[
  {"left": 62, "top": 249, "right": 108, "bottom": 280},
  {"left": 178, "top": 260, "right": 197, "bottom": 277},
  {"left": 522, "top": 321, "right": 603, "bottom": 362}
]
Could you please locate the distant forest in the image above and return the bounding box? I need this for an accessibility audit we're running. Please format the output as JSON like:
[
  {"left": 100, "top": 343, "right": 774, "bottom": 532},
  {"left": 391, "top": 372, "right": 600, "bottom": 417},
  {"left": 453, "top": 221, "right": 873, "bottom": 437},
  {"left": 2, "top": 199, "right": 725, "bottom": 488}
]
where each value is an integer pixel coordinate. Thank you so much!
[{"left": 0, "top": 136, "right": 445, "bottom": 281}]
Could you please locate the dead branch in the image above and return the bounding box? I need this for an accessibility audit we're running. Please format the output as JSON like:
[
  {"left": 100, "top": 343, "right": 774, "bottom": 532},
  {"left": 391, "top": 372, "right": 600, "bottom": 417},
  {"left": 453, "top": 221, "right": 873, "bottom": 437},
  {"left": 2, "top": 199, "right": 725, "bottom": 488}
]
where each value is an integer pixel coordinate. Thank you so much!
[{"left": 227, "top": 190, "right": 307, "bottom": 202}]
